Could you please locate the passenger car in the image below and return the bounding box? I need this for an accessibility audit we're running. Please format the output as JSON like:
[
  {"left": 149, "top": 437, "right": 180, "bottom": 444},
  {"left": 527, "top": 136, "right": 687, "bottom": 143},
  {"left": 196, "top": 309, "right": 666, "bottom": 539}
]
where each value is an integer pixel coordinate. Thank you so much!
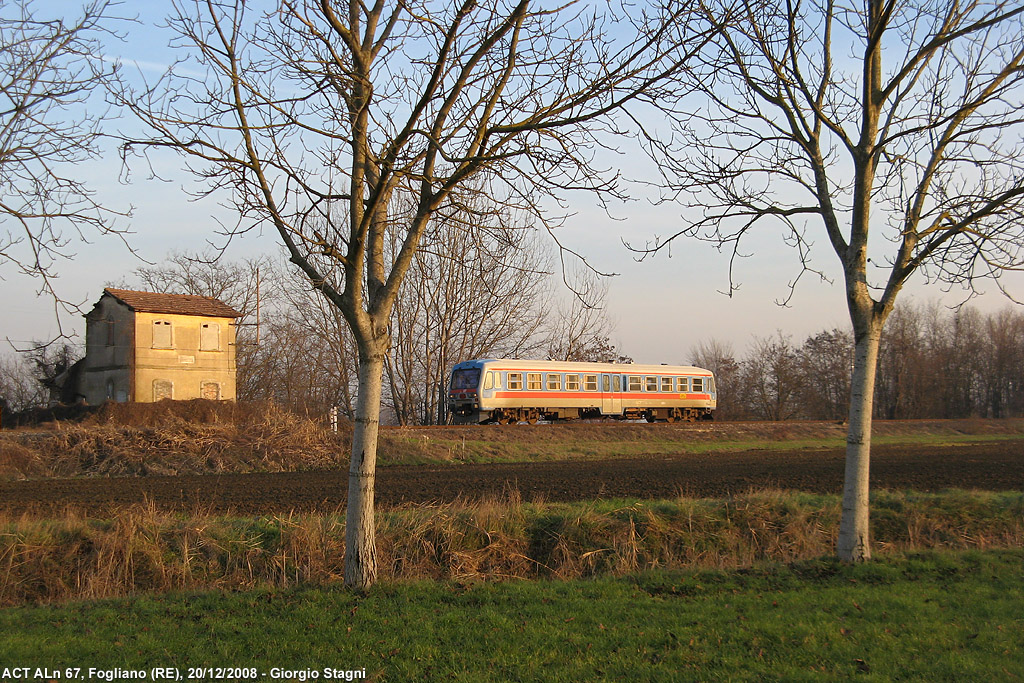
[{"left": 448, "top": 359, "right": 716, "bottom": 424}]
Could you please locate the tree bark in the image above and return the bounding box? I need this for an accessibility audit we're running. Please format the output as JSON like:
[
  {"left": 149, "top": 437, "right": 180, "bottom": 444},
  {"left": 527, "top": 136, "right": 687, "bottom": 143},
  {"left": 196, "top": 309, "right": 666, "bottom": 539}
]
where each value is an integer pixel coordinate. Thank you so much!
[
  {"left": 837, "top": 314, "right": 883, "bottom": 562},
  {"left": 344, "top": 340, "right": 386, "bottom": 590}
]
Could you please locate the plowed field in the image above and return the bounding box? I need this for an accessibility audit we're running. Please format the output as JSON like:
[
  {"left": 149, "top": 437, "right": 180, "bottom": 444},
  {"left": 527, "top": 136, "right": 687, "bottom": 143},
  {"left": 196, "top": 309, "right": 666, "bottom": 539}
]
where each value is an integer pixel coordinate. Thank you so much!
[{"left": 2, "top": 440, "right": 1021, "bottom": 516}]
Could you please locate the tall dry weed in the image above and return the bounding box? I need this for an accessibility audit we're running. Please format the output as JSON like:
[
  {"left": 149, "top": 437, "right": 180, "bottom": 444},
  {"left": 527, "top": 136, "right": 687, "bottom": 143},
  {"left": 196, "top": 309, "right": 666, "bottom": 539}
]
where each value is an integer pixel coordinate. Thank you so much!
[
  {"left": 0, "top": 402, "right": 347, "bottom": 479},
  {"left": 0, "top": 490, "right": 1021, "bottom": 606}
]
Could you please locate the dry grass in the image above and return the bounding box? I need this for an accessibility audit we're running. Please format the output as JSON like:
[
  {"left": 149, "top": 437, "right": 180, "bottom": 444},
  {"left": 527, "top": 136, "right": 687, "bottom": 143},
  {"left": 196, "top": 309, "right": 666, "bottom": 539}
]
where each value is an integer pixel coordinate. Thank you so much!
[
  {"left": 0, "top": 401, "right": 347, "bottom": 478},
  {"left": 1, "top": 490, "right": 1020, "bottom": 606},
  {"left": 4, "top": 406, "right": 1024, "bottom": 479}
]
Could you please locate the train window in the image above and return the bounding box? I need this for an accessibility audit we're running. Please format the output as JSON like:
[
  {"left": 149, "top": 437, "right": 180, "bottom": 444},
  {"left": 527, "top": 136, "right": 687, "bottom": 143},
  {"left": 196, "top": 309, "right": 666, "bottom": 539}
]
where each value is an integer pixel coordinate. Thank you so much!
[
  {"left": 508, "top": 373, "right": 522, "bottom": 390},
  {"left": 603, "top": 375, "right": 611, "bottom": 392},
  {"left": 451, "top": 368, "right": 481, "bottom": 389},
  {"left": 614, "top": 375, "right": 622, "bottom": 392},
  {"left": 628, "top": 376, "right": 642, "bottom": 392},
  {"left": 547, "top": 373, "right": 561, "bottom": 391},
  {"left": 493, "top": 372, "right": 502, "bottom": 389},
  {"left": 566, "top": 374, "right": 580, "bottom": 391},
  {"left": 708, "top": 376, "right": 715, "bottom": 393},
  {"left": 646, "top": 376, "right": 658, "bottom": 392},
  {"left": 692, "top": 377, "right": 705, "bottom": 392},
  {"left": 484, "top": 372, "right": 493, "bottom": 390},
  {"left": 661, "top": 377, "right": 673, "bottom": 392},
  {"left": 677, "top": 377, "right": 689, "bottom": 392},
  {"left": 584, "top": 374, "right": 598, "bottom": 391},
  {"left": 527, "top": 373, "right": 542, "bottom": 391}
]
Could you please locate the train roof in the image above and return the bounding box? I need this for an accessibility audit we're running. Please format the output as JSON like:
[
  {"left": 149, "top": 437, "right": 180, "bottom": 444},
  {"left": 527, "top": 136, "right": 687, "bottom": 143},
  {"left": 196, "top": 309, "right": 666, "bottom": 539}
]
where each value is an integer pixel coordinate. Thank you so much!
[{"left": 452, "top": 358, "right": 714, "bottom": 376}]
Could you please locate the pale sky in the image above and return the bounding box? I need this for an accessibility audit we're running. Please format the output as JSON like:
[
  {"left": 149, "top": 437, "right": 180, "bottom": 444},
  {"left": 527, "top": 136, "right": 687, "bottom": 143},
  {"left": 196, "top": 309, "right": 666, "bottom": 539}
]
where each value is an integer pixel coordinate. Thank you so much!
[{"left": 3, "top": 2, "right": 1022, "bottom": 365}]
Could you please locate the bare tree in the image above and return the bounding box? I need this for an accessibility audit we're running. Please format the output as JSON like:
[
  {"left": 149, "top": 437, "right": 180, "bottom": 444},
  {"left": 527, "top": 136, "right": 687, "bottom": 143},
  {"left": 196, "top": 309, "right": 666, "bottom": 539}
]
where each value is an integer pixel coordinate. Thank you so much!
[
  {"left": 689, "top": 338, "right": 741, "bottom": 419},
  {"left": 0, "top": 352, "right": 47, "bottom": 412},
  {"left": 242, "top": 310, "right": 359, "bottom": 416},
  {"left": 740, "top": 332, "right": 801, "bottom": 421},
  {"left": 797, "top": 329, "right": 853, "bottom": 421},
  {"left": 24, "top": 341, "right": 82, "bottom": 404},
  {"left": 387, "top": 199, "right": 549, "bottom": 425},
  {"left": 543, "top": 265, "right": 626, "bottom": 363},
  {"left": 874, "top": 301, "right": 1024, "bottom": 419},
  {"left": 132, "top": 250, "right": 272, "bottom": 322},
  {"left": 260, "top": 268, "right": 360, "bottom": 418},
  {"left": 648, "top": 0, "right": 1024, "bottom": 561},
  {"left": 978, "top": 308, "right": 1024, "bottom": 418},
  {"left": 874, "top": 304, "right": 926, "bottom": 419},
  {"left": 0, "top": 0, "right": 127, "bottom": 318},
  {"left": 121, "top": 1, "right": 700, "bottom": 588},
  {"left": 926, "top": 305, "right": 985, "bottom": 418}
]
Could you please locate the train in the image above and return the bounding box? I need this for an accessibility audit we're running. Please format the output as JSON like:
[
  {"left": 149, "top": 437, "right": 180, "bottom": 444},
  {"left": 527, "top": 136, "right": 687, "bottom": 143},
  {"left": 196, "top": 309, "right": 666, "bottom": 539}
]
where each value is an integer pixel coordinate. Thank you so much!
[{"left": 447, "top": 358, "right": 716, "bottom": 424}]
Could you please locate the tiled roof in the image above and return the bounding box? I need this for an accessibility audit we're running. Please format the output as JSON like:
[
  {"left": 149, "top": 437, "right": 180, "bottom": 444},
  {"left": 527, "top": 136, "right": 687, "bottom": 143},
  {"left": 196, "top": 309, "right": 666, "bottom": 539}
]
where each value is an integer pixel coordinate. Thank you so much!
[{"left": 102, "top": 288, "right": 243, "bottom": 318}]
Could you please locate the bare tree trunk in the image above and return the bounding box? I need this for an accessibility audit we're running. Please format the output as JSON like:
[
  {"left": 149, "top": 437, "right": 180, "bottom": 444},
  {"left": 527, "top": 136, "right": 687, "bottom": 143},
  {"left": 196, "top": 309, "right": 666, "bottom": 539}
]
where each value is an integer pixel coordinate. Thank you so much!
[
  {"left": 344, "top": 341, "right": 386, "bottom": 589},
  {"left": 837, "top": 315, "right": 882, "bottom": 562}
]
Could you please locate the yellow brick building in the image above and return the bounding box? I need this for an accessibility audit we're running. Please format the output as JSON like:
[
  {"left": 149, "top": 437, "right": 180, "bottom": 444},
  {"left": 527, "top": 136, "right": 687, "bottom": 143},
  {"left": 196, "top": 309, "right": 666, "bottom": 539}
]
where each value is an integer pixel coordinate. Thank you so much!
[{"left": 80, "top": 289, "right": 242, "bottom": 404}]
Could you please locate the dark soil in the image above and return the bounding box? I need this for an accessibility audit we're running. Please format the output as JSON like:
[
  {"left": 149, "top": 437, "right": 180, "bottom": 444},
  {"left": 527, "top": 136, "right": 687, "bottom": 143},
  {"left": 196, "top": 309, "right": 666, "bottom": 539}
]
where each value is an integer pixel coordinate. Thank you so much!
[{"left": 2, "top": 441, "right": 1021, "bottom": 516}]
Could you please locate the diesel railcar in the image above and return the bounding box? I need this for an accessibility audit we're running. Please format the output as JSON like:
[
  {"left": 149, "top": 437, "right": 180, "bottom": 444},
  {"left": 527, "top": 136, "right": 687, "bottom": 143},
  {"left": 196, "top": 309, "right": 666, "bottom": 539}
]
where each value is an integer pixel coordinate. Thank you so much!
[{"left": 448, "top": 359, "right": 716, "bottom": 424}]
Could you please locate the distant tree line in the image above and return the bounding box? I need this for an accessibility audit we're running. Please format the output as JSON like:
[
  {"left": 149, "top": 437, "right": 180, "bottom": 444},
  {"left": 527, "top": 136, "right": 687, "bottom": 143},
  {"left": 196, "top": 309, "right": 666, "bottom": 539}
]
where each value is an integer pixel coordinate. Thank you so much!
[
  {"left": 693, "top": 303, "right": 1024, "bottom": 422},
  {"left": 7, "top": 291, "right": 1021, "bottom": 425}
]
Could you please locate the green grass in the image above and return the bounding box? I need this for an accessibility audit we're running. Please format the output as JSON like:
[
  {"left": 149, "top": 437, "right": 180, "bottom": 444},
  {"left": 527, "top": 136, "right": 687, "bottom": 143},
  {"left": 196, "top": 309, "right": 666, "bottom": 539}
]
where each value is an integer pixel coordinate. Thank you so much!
[{"left": 1, "top": 549, "right": 1022, "bottom": 681}]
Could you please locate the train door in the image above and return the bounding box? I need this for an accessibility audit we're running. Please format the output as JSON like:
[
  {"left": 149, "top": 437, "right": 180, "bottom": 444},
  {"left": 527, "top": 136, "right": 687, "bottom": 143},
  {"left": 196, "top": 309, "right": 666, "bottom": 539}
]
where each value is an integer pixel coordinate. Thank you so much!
[
  {"left": 601, "top": 374, "right": 612, "bottom": 414},
  {"left": 601, "top": 374, "right": 622, "bottom": 415}
]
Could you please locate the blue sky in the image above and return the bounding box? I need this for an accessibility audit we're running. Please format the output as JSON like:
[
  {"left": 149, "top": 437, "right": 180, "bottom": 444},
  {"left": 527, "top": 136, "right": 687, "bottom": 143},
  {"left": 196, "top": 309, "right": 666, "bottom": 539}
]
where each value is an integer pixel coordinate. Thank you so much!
[{"left": 3, "top": 1, "right": 1022, "bottom": 364}]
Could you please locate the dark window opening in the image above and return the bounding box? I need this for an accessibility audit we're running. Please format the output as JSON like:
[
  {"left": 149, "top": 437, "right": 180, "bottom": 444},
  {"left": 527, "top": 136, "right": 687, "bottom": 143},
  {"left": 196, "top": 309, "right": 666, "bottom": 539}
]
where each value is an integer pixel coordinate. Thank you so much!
[{"left": 451, "top": 368, "right": 481, "bottom": 390}]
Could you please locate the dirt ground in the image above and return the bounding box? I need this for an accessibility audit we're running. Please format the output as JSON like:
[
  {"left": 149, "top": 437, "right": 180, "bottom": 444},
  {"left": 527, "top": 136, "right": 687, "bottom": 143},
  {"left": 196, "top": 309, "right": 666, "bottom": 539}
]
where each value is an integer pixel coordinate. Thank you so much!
[{"left": 1, "top": 440, "right": 1021, "bottom": 516}]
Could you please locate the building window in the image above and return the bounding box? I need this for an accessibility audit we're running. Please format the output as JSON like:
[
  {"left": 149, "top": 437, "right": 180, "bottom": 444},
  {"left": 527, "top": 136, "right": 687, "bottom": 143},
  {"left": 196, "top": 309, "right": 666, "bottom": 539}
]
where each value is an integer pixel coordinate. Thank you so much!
[
  {"left": 692, "top": 377, "right": 705, "bottom": 393},
  {"left": 677, "top": 377, "right": 690, "bottom": 393},
  {"left": 565, "top": 374, "right": 580, "bottom": 391},
  {"left": 661, "top": 377, "right": 673, "bottom": 392},
  {"left": 584, "top": 374, "right": 598, "bottom": 391},
  {"left": 106, "top": 320, "right": 115, "bottom": 346},
  {"left": 527, "top": 373, "right": 542, "bottom": 391},
  {"left": 628, "top": 376, "right": 642, "bottom": 392},
  {"left": 646, "top": 376, "right": 658, "bottom": 392},
  {"left": 201, "top": 381, "right": 221, "bottom": 401},
  {"left": 200, "top": 323, "right": 221, "bottom": 351},
  {"left": 546, "top": 373, "right": 561, "bottom": 391},
  {"left": 106, "top": 379, "right": 115, "bottom": 400},
  {"left": 153, "top": 320, "right": 173, "bottom": 349},
  {"left": 153, "top": 379, "right": 173, "bottom": 401},
  {"left": 507, "top": 373, "right": 522, "bottom": 390}
]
